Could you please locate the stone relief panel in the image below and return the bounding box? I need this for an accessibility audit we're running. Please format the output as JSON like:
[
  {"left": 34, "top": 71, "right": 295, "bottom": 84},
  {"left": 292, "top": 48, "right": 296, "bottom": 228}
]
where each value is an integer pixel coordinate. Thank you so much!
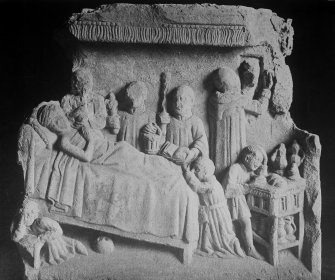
[{"left": 12, "top": 4, "right": 321, "bottom": 280}]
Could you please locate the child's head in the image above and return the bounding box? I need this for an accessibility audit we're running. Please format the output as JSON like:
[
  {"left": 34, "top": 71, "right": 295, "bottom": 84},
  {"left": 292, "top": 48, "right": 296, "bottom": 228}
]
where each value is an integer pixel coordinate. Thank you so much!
[
  {"left": 240, "top": 145, "right": 264, "bottom": 171},
  {"left": 192, "top": 157, "right": 215, "bottom": 182},
  {"left": 172, "top": 85, "right": 195, "bottom": 118}
]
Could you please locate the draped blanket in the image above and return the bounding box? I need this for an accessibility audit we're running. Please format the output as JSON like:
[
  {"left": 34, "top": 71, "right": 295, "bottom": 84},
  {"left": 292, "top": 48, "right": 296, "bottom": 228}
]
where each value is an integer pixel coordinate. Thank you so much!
[{"left": 18, "top": 125, "right": 199, "bottom": 243}]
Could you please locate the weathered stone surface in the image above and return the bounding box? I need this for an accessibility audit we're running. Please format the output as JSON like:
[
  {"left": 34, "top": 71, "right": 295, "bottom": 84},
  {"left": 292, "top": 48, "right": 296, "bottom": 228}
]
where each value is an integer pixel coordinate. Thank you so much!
[{"left": 13, "top": 3, "right": 320, "bottom": 280}]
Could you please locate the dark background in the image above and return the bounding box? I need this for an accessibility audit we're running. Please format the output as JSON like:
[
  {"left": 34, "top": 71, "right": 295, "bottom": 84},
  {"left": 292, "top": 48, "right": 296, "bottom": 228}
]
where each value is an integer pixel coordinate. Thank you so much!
[{"left": 0, "top": 0, "right": 334, "bottom": 279}]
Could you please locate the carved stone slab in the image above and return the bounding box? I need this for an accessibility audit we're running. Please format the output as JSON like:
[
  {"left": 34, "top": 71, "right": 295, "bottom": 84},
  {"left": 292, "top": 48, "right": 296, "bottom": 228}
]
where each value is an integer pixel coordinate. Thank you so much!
[{"left": 14, "top": 4, "right": 321, "bottom": 280}]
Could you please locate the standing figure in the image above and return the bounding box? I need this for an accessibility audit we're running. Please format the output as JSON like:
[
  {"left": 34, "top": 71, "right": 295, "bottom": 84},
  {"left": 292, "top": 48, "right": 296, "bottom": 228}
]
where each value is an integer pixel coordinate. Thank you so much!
[
  {"left": 222, "top": 145, "right": 266, "bottom": 260},
  {"left": 209, "top": 65, "right": 273, "bottom": 181},
  {"left": 161, "top": 85, "right": 208, "bottom": 165},
  {"left": 61, "top": 68, "right": 107, "bottom": 139},
  {"left": 208, "top": 67, "right": 247, "bottom": 181},
  {"left": 117, "top": 81, "right": 156, "bottom": 151},
  {"left": 183, "top": 157, "right": 245, "bottom": 257}
]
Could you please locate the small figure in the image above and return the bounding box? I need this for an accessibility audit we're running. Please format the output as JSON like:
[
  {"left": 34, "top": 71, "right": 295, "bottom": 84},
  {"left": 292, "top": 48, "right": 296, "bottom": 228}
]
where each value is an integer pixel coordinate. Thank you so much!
[
  {"left": 222, "top": 145, "right": 266, "bottom": 260},
  {"left": 183, "top": 157, "right": 245, "bottom": 257},
  {"left": 277, "top": 217, "right": 287, "bottom": 244},
  {"left": 284, "top": 216, "right": 297, "bottom": 242},
  {"left": 11, "top": 199, "right": 88, "bottom": 269},
  {"left": 117, "top": 81, "right": 156, "bottom": 151},
  {"left": 269, "top": 143, "right": 288, "bottom": 176},
  {"left": 160, "top": 85, "right": 209, "bottom": 165},
  {"left": 105, "top": 93, "right": 120, "bottom": 134},
  {"left": 286, "top": 140, "right": 305, "bottom": 180}
]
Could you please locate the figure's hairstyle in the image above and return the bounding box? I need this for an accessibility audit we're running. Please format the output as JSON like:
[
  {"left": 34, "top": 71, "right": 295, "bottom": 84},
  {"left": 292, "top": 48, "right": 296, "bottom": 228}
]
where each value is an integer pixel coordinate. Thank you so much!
[
  {"left": 125, "top": 81, "right": 148, "bottom": 102},
  {"left": 174, "top": 85, "right": 195, "bottom": 104},
  {"left": 36, "top": 103, "right": 59, "bottom": 129},
  {"left": 192, "top": 157, "right": 215, "bottom": 176},
  {"left": 239, "top": 145, "right": 267, "bottom": 165},
  {"left": 213, "top": 67, "right": 241, "bottom": 94}
]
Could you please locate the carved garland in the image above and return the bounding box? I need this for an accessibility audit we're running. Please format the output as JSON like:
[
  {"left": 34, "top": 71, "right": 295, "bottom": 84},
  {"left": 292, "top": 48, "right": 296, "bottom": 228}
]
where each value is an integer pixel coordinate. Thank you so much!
[{"left": 68, "top": 21, "right": 252, "bottom": 47}]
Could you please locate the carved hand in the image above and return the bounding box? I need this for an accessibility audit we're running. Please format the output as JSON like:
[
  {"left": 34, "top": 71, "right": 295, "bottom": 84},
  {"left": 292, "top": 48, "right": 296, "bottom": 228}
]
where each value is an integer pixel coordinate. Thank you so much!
[
  {"left": 142, "top": 122, "right": 161, "bottom": 135},
  {"left": 159, "top": 112, "right": 171, "bottom": 125},
  {"left": 70, "top": 105, "right": 89, "bottom": 127},
  {"left": 173, "top": 146, "right": 189, "bottom": 165},
  {"left": 184, "top": 148, "right": 198, "bottom": 164},
  {"left": 81, "top": 125, "right": 94, "bottom": 142}
]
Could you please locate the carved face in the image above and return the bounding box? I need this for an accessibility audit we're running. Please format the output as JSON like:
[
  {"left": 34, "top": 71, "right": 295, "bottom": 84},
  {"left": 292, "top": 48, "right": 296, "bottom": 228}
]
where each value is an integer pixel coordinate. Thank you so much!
[
  {"left": 125, "top": 81, "right": 148, "bottom": 114},
  {"left": 173, "top": 86, "right": 194, "bottom": 117},
  {"left": 49, "top": 106, "right": 71, "bottom": 134},
  {"left": 127, "top": 95, "right": 145, "bottom": 113},
  {"left": 244, "top": 150, "right": 263, "bottom": 171},
  {"left": 23, "top": 203, "right": 39, "bottom": 227},
  {"left": 71, "top": 70, "right": 93, "bottom": 96},
  {"left": 193, "top": 158, "right": 215, "bottom": 182}
]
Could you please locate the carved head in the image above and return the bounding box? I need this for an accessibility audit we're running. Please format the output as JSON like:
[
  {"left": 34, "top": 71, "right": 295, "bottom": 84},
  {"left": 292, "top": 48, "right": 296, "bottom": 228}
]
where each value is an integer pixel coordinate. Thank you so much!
[
  {"left": 213, "top": 67, "right": 241, "bottom": 95},
  {"left": 172, "top": 85, "right": 195, "bottom": 118},
  {"left": 238, "top": 60, "right": 260, "bottom": 89},
  {"left": 71, "top": 68, "right": 93, "bottom": 96},
  {"left": 21, "top": 199, "right": 39, "bottom": 227},
  {"left": 124, "top": 81, "right": 148, "bottom": 114},
  {"left": 192, "top": 157, "right": 215, "bottom": 182},
  {"left": 240, "top": 145, "right": 264, "bottom": 172},
  {"left": 37, "top": 103, "right": 70, "bottom": 134}
]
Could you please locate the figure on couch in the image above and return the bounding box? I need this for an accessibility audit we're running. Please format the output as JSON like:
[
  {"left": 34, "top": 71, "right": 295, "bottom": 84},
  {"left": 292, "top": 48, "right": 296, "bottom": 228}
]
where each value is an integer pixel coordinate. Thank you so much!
[{"left": 23, "top": 101, "right": 199, "bottom": 243}]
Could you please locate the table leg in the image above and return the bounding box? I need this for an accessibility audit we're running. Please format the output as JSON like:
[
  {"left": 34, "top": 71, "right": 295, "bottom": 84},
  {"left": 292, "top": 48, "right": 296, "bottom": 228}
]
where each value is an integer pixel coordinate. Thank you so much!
[
  {"left": 269, "top": 216, "right": 279, "bottom": 266},
  {"left": 298, "top": 211, "right": 304, "bottom": 259}
]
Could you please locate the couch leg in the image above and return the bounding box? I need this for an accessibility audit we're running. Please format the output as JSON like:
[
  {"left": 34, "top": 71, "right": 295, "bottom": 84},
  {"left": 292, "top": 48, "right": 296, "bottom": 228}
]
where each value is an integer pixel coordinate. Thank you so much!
[{"left": 181, "top": 242, "right": 197, "bottom": 264}]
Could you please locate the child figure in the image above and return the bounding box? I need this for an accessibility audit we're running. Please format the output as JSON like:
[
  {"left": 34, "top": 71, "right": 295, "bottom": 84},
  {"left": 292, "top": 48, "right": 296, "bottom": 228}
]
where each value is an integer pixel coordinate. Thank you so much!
[
  {"left": 222, "top": 145, "right": 266, "bottom": 260},
  {"left": 183, "top": 157, "right": 245, "bottom": 258}
]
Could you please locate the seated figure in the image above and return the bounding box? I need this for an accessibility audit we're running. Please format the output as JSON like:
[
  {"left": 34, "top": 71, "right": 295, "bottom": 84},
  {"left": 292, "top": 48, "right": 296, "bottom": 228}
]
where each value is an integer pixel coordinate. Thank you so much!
[
  {"left": 11, "top": 199, "right": 88, "bottom": 269},
  {"left": 222, "top": 145, "right": 266, "bottom": 260},
  {"left": 183, "top": 157, "right": 245, "bottom": 258}
]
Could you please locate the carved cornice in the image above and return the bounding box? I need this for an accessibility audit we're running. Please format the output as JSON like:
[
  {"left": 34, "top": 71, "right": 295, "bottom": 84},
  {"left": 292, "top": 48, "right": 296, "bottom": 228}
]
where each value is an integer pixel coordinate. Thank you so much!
[
  {"left": 69, "top": 21, "right": 252, "bottom": 47},
  {"left": 66, "top": 4, "right": 293, "bottom": 56}
]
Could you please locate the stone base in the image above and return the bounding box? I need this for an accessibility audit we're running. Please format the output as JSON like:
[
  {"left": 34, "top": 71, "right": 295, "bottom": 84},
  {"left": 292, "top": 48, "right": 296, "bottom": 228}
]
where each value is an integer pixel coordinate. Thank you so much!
[{"left": 18, "top": 225, "right": 318, "bottom": 280}]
